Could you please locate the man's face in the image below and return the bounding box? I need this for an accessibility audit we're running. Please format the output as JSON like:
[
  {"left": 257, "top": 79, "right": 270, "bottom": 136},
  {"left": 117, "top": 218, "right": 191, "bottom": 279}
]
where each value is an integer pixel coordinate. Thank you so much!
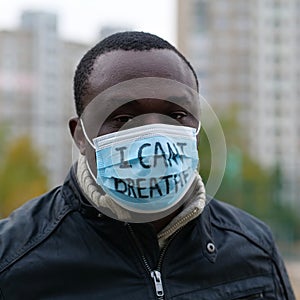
[{"left": 74, "top": 49, "right": 199, "bottom": 175}]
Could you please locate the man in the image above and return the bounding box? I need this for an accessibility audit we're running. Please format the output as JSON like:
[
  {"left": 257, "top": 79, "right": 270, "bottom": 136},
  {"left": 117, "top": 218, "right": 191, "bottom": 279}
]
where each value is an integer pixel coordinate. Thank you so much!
[{"left": 0, "top": 31, "right": 295, "bottom": 299}]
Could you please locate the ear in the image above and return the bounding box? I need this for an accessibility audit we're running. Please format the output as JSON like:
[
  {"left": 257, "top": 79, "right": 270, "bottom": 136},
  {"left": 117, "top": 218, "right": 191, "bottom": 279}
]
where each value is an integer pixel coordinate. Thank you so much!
[{"left": 69, "top": 117, "right": 86, "bottom": 155}]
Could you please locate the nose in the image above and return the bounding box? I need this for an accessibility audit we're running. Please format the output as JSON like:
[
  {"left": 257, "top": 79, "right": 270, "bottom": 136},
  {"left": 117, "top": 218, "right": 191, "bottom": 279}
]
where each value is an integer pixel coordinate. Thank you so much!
[{"left": 141, "top": 113, "right": 172, "bottom": 125}]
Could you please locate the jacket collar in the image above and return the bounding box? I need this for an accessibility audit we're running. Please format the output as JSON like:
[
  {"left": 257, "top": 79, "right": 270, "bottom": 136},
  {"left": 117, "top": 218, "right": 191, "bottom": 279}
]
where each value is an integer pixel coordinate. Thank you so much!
[{"left": 64, "top": 164, "right": 217, "bottom": 262}]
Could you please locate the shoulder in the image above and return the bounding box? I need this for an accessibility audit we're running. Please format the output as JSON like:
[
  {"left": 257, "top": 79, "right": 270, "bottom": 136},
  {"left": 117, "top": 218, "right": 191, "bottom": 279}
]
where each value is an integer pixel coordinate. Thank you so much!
[
  {"left": 0, "top": 183, "right": 75, "bottom": 274},
  {"left": 207, "top": 198, "right": 275, "bottom": 253}
]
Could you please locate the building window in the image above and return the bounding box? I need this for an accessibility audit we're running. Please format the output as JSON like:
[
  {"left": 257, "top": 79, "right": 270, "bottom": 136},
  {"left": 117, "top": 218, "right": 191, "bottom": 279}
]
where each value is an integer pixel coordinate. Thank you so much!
[{"left": 194, "top": 0, "right": 208, "bottom": 32}]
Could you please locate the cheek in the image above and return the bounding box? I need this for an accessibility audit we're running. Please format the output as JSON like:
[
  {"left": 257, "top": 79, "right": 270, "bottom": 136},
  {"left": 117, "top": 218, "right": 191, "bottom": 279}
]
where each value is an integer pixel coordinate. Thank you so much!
[
  {"left": 97, "top": 117, "right": 123, "bottom": 136},
  {"left": 98, "top": 123, "right": 116, "bottom": 136},
  {"left": 181, "top": 116, "right": 199, "bottom": 130}
]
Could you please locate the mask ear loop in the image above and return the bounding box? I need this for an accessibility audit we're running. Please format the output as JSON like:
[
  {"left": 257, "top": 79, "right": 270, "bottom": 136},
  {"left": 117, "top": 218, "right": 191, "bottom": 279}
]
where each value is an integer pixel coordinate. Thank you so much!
[
  {"left": 79, "top": 119, "right": 98, "bottom": 182},
  {"left": 80, "top": 119, "right": 96, "bottom": 149},
  {"left": 196, "top": 121, "right": 201, "bottom": 135}
]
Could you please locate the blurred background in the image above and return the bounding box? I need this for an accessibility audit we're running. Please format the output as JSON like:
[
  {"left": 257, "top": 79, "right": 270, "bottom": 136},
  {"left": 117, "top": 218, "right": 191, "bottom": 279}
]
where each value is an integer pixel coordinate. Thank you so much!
[{"left": 0, "top": 0, "right": 299, "bottom": 296}]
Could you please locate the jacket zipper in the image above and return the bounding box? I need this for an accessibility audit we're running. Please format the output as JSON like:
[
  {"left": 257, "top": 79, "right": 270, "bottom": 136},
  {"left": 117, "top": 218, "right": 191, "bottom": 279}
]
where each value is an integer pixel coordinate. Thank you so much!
[
  {"left": 127, "top": 224, "right": 180, "bottom": 300},
  {"left": 151, "top": 270, "right": 164, "bottom": 298}
]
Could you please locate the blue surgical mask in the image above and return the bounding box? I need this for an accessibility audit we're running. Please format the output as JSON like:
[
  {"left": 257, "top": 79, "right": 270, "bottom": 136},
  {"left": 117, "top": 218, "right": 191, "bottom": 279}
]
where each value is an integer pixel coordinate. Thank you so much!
[{"left": 81, "top": 122, "right": 199, "bottom": 214}]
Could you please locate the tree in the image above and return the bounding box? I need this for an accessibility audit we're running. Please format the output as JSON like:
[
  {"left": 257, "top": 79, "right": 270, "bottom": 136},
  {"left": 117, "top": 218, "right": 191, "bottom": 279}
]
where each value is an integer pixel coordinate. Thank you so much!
[
  {"left": 198, "top": 104, "right": 300, "bottom": 244},
  {"left": 0, "top": 135, "right": 48, "bottom": 217},
  {"left": 0, "top": 125, "right": 9, "bottom": 165}
]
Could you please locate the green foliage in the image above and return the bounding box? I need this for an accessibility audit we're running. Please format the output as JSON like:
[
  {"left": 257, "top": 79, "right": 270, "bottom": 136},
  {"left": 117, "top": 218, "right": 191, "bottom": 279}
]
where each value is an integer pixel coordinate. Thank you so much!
[
  {"left": 198, "top": 104, "right": 300, "bottom": 244},
  {"left": 0, "top": 133, "right": 48, "bottom": 217},
  {"left": 0, "top": 125, "right": 9, "bottom": 166}
]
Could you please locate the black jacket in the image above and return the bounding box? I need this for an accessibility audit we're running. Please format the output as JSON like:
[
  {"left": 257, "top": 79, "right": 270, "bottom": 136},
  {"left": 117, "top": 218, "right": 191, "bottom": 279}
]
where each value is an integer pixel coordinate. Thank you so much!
[{"left": 0, "top": 168, "right": 295, "bottom": 299}]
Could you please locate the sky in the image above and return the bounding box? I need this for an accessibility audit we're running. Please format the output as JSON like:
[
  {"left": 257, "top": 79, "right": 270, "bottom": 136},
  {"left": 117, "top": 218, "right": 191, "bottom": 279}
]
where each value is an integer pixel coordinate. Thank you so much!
[{"left": 0, "top": 0, "right": 177, "bottom": 45}]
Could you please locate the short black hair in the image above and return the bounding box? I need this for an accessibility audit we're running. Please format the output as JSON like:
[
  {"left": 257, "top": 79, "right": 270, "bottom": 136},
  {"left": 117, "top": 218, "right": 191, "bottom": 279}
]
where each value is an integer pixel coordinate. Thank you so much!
[{"left": 73, "top": 31, "right": 198, "bottom": 116}]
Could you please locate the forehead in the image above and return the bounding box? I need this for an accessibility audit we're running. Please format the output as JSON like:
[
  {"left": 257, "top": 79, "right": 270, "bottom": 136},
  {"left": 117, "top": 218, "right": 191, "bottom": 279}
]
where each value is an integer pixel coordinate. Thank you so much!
[{"left": 84, "top": 49, "right": 197, "bottom": 104}]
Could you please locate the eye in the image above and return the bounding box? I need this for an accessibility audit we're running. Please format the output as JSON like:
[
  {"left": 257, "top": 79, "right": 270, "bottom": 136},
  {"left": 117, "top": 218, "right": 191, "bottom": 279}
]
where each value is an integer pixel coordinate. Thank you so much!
[
  {"left": 113, "top": 115, "right": 133, "bottom": 123},
  {"left": 170, "top": 111, "right": 187, "bottom": 120}
]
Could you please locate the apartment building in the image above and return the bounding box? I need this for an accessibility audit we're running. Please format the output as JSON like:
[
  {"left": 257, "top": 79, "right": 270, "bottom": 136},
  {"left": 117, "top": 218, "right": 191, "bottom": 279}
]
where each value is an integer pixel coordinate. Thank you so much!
[
  {"left": 0, "top": 11, "right": 90, "bottom": 187},
  {"left": 177, "top": 0, "right": 300, "bottom": 206}
]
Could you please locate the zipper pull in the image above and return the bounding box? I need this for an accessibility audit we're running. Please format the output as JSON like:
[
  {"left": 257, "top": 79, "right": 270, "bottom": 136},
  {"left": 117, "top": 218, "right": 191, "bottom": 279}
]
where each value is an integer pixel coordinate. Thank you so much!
[{"left": 151, "top": 270, "right": 164, "bottom": 298}]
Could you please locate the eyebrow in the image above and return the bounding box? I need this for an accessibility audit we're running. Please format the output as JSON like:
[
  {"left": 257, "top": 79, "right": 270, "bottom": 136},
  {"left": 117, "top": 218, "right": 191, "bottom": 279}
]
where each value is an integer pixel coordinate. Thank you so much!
[
  {"left": 117, "top": 98, "right": 187, "bottom": 109},
  {"left": 166, "top": 96, "right": 190, "bottom": 105},
  {"left": 85, "top": 92, "right": 197, "bottom": 120}
]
